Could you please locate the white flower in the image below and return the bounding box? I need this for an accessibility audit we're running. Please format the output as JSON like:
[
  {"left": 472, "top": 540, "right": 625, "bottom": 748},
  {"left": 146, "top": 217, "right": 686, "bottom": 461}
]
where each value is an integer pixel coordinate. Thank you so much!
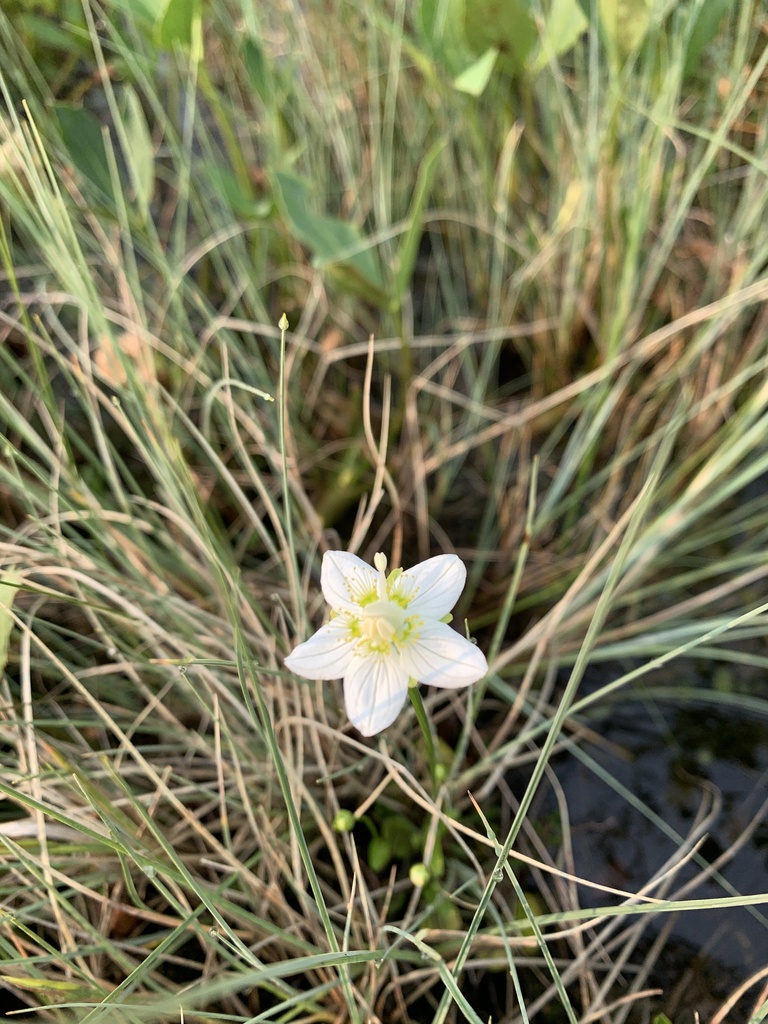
[{"left": 284, "top": 550, "right": 488, "bottom": 736}]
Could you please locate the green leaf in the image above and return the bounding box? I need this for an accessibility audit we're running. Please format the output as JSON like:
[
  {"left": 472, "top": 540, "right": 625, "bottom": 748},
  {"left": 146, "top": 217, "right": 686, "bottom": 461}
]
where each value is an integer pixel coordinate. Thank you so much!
[
  {"left": 417, "top": 0, "right": 441, "bottom": 37},
  {"left": 242, "top": 36, "right": 274, "bottom": 104},
  {"left": 54, "top": 104, "right": 112, "bottom": 198},
  {"left": 367, "top": 836, "right": 391, "bottom": 872},
  {"left": 454, "top": 46, "right": 498, "bottom": 95},
  {"left": 392, "top": 138, "right": 445, "bottom": 308},
  {"left": 106, "top": 0, "right": 156, "bottom": 29},
  {"left": 382, "top": 814, "right": 417, "bottom": 857},
  {"left": 530, "top": 0, "right": 589, "bottom": 72},
  {"left": 417, "top": 0, "right": 474, "bottom": 76},
  {"left": 0, "top": 976, "right": 83, "bottom": 992},
  {"left": 598, "top": 0, "right": 654, "bottom": 60},
  {"left": 119, "top": 85, "right": 154, "bottom": 218},
  {"left": 464, "top": 0, "right": 537, "bottom": 76},
  {"left": 155, "top": 0, "right": 202, "bottom": 52},
  {"left": 206, "top": 163, "right": 270, "bottom": 218},
  {"left": 683, "top": 0, "right": 732, "bottom": 79},
  {"left": 274, "top": 172, "right": 385, "bottom": 298},
  {"left": 16, "top": 13, "right": 89, "bottom": 53},
  {"left": 0, "top": 572, "right": 20, "bottom": 676}
]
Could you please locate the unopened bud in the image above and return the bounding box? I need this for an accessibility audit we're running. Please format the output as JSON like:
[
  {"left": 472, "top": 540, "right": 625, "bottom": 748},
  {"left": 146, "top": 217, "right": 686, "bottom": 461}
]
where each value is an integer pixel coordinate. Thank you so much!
[
  {"left": 333, "top": 809, "right": 356, "bottom": 832},
  {"left": 409, "top": 862, "right": 430, "bottom": 887}
]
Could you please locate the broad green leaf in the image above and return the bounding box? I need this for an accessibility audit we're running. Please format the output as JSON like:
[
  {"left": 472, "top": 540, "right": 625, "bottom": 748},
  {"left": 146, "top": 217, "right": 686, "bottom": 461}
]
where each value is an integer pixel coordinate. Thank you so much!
[
  {"left": 530, "top": 0, "right": 589, "bottom": 72},
  {"left": 454, "top": 46, "right": 498, "bottom": 95},
  {"left": 274, "top": 172, "right": 384, "bottom": 298},
  {"left": 464, "top": 0, "right": 537, "bottom": 76},
  {"left": 392, "top": 138, "right": 445, "bottom": 308},
  {"left": 417, "top": 0, "right": 441, "bottom": 36},
  {"left": 368, "top": 835, "right": 391, "bottom": 872},
  {"left": 205, "top": 163, "right": 271, "bottom": 218},
  {"left": 418, "top": 0, "right": 474, "bottom": 76},
  {"left": 119, "top": 85, "right": 154, "bottom": 218},
  {"left": 683, "top": 0, "right": 732, "bottom": 79},
  {"left": 598, "top": 0, "right": 654, "bottom": 60},
  {"left": 54, "top": 104, "right": 112, "bottom": 197},
  {"left": 0, "top": 572, "right": 20, "bottom": 676},
  {"left": 242, "top": 36, "right": 274, "bottom": 104},
  {"left": 105, "top": 0, "right": 156, "bottom": 28},
  {"left": 155, "top": 0, "right": 202, "bottom": 52},
  {"left": 16, "top": 12, "right": 89, "bottom": 53}
]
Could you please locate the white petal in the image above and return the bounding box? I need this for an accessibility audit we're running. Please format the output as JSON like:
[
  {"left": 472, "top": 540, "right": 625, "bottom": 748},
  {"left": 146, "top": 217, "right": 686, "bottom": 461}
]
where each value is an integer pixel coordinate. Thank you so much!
[
  {"left": 284, "top": 619, "right": 356, "bottom": 680},
  {"left": 343, "top": 653, "right": 410, "bottom": 736},
  {"left": 398, "top": 621, "right": 487, "bottom": 689},
  {"left": 393, "top": 554, "right": 467, "bottom": 619},
  {"left": 321, "top": 551, "right": 379, "bottom": 611}
]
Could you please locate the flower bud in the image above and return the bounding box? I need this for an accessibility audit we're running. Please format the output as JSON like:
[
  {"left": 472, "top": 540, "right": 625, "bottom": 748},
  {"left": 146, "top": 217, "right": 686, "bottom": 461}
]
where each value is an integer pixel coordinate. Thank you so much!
[
  {"left": 409, "top": 862, "right": 430, "bottom": 887},
  {"left": 333, "top": 809, "right": 356, "bottom": 832}
]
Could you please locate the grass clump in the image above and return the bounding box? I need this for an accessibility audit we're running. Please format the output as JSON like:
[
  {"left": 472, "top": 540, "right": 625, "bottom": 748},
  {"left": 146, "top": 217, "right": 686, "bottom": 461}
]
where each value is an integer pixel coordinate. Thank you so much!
[{"left": 1, "top": 1, "right": 768, "bottom": 1022}]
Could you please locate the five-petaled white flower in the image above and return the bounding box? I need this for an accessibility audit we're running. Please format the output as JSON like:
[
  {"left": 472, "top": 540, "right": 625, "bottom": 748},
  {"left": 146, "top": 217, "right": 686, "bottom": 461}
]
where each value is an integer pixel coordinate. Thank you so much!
[{"left": 284, "top": 551, "right": 488, "bottom": 736}]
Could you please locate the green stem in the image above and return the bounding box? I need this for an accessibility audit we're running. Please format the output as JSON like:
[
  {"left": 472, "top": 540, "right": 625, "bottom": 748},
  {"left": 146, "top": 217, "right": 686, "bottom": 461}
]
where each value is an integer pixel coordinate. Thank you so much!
[
  {"left": 409, "top": 682, "right": 438, "bottom": 794},
  {"left": 278, "top": 313, "right": 304, "bottom": 633}
]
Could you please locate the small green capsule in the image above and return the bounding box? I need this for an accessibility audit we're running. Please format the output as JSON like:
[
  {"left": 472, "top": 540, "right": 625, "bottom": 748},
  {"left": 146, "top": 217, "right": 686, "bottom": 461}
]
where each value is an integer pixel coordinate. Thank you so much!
[
  {"left": 333, "top": 809, "right": 357, "bottom": 833},
  {"left": 409, "top": 862, "right": 430, "bottom": 887}
]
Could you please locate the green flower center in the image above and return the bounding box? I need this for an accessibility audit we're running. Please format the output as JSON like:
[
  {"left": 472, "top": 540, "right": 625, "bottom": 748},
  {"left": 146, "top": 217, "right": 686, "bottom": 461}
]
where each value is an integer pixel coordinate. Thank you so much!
[
  {"left": 346, "top": 554, "right": 423, "bottom": 654},
  {"left": 361, "top": 599, "right": 407, "bottom": 643}
]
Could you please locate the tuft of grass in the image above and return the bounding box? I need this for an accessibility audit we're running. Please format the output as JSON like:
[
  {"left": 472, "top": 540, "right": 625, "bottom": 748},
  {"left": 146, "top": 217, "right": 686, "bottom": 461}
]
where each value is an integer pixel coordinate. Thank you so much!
[{"left": 0, "top": 1, "right": 767, "bottom": 1022}]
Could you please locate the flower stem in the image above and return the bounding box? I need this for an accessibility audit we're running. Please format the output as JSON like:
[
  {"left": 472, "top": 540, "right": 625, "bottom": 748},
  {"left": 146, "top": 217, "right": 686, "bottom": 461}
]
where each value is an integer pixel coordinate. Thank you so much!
[
  {"left": 408, "top": 682, "right": 438, "bottom": 793},
  {"left": 277, "top": 313, "right": 304, "bottom": 634}
]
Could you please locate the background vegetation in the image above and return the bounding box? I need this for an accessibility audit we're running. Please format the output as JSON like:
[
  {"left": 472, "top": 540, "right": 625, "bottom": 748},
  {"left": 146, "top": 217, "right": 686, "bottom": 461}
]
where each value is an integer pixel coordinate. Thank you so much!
[{"left": 1, "top": 0, "right": 768, "bottom": 1021}]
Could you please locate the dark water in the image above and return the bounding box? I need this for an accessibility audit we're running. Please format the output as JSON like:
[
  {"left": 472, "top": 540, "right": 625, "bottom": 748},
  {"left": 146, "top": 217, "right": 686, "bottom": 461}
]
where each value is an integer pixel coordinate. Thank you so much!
[{"left": 551, "top": 661, "right": 768, "bottom": 1021}]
